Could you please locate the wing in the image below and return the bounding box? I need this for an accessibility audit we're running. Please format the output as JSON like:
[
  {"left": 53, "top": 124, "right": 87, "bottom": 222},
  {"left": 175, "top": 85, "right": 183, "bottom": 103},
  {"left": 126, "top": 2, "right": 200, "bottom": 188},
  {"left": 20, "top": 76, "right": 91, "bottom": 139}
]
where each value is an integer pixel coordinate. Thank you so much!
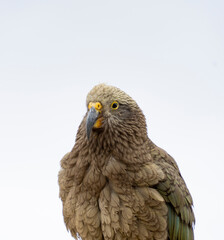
[
  {"left": 58, "top": 152, "right": 72, "bottom": 203},
  {"left": 150, "top": 143, "right": 195, "bottom": 240}
]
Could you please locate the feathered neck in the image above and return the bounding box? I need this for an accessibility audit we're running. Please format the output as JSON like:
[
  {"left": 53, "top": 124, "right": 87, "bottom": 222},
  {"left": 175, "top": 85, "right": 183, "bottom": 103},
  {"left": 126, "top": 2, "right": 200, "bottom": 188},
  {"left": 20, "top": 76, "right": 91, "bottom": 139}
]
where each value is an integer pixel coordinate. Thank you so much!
[{"left": 71, "top": 112, "right": 149, "bottom": 169}]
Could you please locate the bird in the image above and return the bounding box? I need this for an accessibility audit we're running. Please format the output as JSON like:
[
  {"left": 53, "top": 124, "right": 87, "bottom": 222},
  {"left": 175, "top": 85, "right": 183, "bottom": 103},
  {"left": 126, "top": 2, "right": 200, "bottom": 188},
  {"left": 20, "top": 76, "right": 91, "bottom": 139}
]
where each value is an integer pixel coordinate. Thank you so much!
[{"left": 58, "top": 83, "right": 195, "bottom": 240}]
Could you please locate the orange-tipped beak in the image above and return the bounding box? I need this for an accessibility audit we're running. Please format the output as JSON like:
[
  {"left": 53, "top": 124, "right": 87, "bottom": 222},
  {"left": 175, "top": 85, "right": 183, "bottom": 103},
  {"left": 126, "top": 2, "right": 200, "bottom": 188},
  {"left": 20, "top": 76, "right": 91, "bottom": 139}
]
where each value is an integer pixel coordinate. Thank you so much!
[{"left": 86, "top": 102, "right": 103, "bottom": 139}]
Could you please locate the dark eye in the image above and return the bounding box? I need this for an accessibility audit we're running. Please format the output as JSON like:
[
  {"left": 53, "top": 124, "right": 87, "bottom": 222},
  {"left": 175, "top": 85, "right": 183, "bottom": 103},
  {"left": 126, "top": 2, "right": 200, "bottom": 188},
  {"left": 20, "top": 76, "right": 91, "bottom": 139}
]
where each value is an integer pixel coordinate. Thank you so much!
[{"left": 111, "top": 101, "right": 119, "bottom": 110}]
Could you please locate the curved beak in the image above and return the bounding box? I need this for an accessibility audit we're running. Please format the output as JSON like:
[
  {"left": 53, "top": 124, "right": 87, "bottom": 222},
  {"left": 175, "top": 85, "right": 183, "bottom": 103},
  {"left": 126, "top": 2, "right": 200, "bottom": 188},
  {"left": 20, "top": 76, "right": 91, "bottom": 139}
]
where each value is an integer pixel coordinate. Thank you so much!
[{"left": 86, "top": 107, "right": 99, "bottom": 139}]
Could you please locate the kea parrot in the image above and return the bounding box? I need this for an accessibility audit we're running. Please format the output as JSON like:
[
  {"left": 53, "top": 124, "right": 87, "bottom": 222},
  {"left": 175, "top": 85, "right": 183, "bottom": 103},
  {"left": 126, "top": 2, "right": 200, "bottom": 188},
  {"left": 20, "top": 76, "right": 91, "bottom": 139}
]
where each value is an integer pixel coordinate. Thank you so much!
[{"left": 58, "top": 84, "right": 195, "bottom": 240}]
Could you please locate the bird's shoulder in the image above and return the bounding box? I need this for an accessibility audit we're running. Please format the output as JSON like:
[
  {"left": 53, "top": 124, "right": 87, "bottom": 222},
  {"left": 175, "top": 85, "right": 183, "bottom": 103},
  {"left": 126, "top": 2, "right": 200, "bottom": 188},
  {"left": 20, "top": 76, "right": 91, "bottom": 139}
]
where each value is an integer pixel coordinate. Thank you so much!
[{"left": 148, "top": 141, "right": 195, "bottom": 240}]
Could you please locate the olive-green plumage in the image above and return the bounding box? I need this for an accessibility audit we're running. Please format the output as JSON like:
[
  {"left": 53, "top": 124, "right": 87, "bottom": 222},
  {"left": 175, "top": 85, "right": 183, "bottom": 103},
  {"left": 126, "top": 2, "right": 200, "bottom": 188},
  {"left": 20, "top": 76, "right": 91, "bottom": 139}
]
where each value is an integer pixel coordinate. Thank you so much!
[{"left": 58, "top": 84, "right": 195, "bottom": 240}]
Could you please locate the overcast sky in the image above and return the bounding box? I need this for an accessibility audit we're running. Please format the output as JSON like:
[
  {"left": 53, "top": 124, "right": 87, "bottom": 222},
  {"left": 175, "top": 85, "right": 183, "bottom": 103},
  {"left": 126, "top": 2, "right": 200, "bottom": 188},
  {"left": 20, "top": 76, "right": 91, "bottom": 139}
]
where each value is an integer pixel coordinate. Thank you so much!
[{"left": 0, "top": 1, "right": 224, "bottom": 239}]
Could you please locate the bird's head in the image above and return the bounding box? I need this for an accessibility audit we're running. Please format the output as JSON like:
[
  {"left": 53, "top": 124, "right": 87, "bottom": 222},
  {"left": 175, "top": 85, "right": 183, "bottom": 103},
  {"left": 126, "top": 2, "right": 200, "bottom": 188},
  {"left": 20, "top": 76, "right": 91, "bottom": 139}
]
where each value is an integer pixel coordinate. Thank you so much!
[{"left": 85, "top": 84, "right": 148, "bottom": 143}]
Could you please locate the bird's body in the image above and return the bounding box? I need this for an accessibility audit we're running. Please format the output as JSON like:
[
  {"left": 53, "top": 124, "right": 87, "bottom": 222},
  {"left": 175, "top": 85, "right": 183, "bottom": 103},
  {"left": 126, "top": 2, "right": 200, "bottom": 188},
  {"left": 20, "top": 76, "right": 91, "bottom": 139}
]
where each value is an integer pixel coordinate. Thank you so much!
[{"left": 58, "top": 84, "right": 195, "bottom": 240}]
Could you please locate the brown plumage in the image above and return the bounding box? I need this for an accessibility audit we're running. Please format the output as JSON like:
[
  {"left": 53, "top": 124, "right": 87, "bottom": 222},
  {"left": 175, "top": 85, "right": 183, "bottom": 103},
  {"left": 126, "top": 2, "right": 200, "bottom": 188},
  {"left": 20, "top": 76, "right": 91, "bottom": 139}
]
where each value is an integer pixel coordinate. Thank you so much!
[{"left": 58, "top": 84, "right": 195, "bottom": 240}]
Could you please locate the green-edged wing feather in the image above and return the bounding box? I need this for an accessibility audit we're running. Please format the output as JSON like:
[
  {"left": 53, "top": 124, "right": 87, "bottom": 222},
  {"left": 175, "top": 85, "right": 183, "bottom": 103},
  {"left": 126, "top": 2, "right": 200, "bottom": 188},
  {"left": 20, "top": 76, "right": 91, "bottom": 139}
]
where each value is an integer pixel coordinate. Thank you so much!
[
  {"left": 150, "top": 143, "right": 195, "bottom": 240},
  {"left": 167, "top": 204, "right": 194, "bottom": 240}
]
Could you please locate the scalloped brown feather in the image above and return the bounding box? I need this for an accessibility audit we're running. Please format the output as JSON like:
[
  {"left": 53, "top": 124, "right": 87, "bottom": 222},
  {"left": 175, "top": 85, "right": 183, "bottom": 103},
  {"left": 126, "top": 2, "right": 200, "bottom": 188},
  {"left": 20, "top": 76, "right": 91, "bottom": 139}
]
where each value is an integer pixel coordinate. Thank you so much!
[{"left": 58, "top": 84, "right": 195, "bottom": 240}]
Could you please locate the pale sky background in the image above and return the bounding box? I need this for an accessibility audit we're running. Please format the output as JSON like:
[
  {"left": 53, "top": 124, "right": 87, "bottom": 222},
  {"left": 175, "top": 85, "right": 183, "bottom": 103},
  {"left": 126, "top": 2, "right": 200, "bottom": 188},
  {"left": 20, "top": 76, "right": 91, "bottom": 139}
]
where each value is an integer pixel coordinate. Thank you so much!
[{"left": 0, "top": 1, "right": 224, "bottom": 239}]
